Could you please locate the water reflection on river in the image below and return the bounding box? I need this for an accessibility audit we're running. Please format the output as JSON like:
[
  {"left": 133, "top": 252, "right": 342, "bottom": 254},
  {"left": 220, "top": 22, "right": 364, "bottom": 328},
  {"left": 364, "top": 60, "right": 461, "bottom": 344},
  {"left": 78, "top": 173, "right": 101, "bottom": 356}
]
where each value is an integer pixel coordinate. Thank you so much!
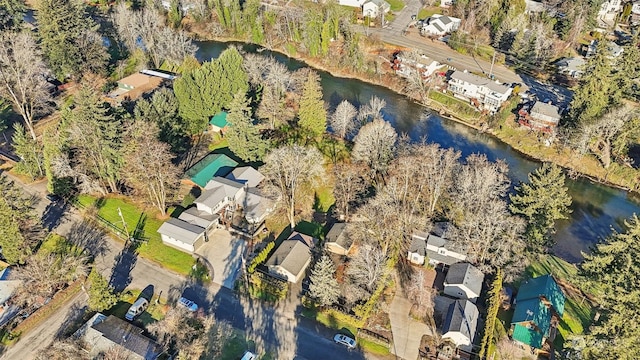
[{"left": 197, "top": 41, "right": 640, "bottom": 263}]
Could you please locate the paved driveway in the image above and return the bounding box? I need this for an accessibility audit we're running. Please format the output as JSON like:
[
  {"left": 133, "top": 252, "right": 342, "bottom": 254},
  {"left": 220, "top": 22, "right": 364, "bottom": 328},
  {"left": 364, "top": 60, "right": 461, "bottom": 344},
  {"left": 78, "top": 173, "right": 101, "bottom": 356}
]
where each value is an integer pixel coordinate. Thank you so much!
[{"left": 195, "top": 230, "right": 246, "bottom": 289}]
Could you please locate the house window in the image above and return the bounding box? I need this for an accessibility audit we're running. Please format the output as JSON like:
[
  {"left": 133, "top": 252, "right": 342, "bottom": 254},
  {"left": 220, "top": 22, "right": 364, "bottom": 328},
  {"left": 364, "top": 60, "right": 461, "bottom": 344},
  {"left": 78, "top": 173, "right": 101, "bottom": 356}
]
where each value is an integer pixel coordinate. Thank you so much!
[{"left": 439, "top": 249, "right": 446, "bottom": 254}]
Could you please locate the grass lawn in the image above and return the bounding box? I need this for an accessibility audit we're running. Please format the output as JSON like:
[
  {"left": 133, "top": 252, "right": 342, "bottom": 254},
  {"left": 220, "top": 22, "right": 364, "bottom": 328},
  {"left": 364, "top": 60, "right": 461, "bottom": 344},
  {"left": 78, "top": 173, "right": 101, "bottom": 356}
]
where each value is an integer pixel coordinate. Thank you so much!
[
  {"left": 358, "top": 338, "right": 390, "bottom": 355},
  {"left": 37, "top": 233, "right": 72, "bottom": 256},
  {"left": 209, "top": 137, "right": 229, "bottom": 151},
  {"left": 428, "top": 91, "right": 479, "bottom": 122},
  {"left": 76, "top": 194, "right": 196, "bottom": 275},
  {"left": 218, "top": 330, "right": 254, "bottom": 360},
  {"left": 314, "top": 183, "right": 335, "bottom": 213},
  {"left": 302, "top": 306, "right": 362, "bottom": 336},
  {"left": 295, "top": 221, "right": 326, "bottom": 240},
  {"left": 387, "top": 0, "right": 405, "bottom": 11},
  {"left": 418, "top": 6, "right": 439, "bottom": 20}
]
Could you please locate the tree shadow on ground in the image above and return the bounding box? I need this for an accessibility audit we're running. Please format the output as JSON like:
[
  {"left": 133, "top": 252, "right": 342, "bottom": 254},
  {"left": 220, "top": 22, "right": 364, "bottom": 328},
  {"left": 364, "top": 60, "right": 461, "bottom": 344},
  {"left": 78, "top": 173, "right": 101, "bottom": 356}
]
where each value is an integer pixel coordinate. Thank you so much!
[
  {"left": 41, "top": 201, "right": 67, "bottom": 231},
  {"left": 108, "top": 248, "right": 137, "bottom": 293},
  {"left": 66, "top": 220, "right": 108, "bottom": 258},
  {"left": 54, "top": 301, "right": 88, "bottom": 340}
]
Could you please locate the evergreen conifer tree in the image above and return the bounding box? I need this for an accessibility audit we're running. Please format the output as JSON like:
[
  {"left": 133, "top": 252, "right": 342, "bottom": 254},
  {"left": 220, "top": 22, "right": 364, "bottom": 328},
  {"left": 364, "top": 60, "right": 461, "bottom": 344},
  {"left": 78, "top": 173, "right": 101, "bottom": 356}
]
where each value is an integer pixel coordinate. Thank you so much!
[
  {"left": 225, "top": 91, "right": 268, "bottom": 162},
  {"left": 509, "top": 163, "right": 572, "bottom": 251},
  {"left": 87, "top": 268, "right": 119, "bottom": 312},
  {"left": 308, "top": 254, "right": 340, "bottom": 307},
  {"left": 298, "top": 71, "right": 326, "bottom": 141},
  {"left": 12, "top": 123, "right": 45, "bottom": 180}
]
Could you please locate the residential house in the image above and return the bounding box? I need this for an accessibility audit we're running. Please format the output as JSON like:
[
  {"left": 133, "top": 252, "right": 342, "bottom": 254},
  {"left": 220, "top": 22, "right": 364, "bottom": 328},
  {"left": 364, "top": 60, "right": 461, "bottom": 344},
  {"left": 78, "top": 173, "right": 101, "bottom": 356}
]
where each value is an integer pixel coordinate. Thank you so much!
[
  {"left": 362, "top": 0, "right": 391, "bottom": 18},
  {"left": 440, "top": 0, "right": 453, "bottom": 7},
  {"left": 210, "top": 111, "right": 229, "bottom": 133},
  {"left": 195, "top": 177, "right": 246, "bottom": 215},
  {"left": 0, "top": 268, "right": 21, "bottom": 327},
  {"left": 76, "top": 313, "right": 164, "bottom": 360},
  {"left": 161, "top": 0, "right": 196, "bottom": 13},
  {"left": 185, "top": 153, "right": 238, "bottom": 187},
  {"left": 510, "top": 274, "right": 565, "bottom": 350},
  {"left": 524, "top": 0, "right": 554, "bottom": 15},
  {"left": 556, "top": 57, "right": 586, "bottom": 78},
  {"left": 408, "top": 228, "right": 466, "bottom": 266},
  {"left": 598, "top": 0, "right": 622, "bottom": 21},
  {"left": 337, "top": 0, "right": 366, "bottom": 8},
  {"left": 266, "top": 231, "right": 317, "bottom": 283},
  {"left": 518, "top": 101, "right": 562, "bottom": 133},
  {"left": 583, "top": 40, "right": 623, "bottom": 58},
  {"left": 607, "top": 41, "right": 624, "bottom": 57},
  {"left": 157, "top": 217, "right": 207, "bottom": 253},
  {"left": 108, "top": 72, "right": 163, "bottom": 103},
  {"left": 325, "top": 223, "right": 353, "bottom": 255},
  {"left": 447, "top": 70, "right": 513, "bottom": 113},
  {"left": 392, "top": 52, "right": 443, "bottom": 79},
  {"left": 442, "top": 299, "right": 479, "bottom": 354},
  {"left": 226, "top": 166, "right": 265, "bottom": 187},
  {"left": 444, "top": 263, "right": 484, "bottom": 303},
  {"left": 420, "top": 15, "right": 461, "bottom": 36}
]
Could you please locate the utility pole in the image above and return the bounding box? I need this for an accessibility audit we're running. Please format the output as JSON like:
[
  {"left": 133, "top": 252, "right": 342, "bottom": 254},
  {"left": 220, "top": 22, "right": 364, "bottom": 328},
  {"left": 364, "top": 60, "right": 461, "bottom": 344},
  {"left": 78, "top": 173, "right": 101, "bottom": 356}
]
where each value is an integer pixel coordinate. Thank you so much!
[
  {"left": 489, "top": 50, "right": 497, "bottom": 80},
  {"left": 117, "top": 207, "right": 131, "bottom": 243}
]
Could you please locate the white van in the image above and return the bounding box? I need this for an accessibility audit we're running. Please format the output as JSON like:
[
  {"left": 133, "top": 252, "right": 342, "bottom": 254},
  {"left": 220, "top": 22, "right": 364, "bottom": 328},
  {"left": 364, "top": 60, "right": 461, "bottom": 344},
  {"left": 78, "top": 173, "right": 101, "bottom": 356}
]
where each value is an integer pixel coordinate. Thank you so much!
[
  {"left": 125, "top": 298, "right": 149, "bottom": 321},
  {"left": 241, "top": 351, "right": 257, "bottom": 360}
]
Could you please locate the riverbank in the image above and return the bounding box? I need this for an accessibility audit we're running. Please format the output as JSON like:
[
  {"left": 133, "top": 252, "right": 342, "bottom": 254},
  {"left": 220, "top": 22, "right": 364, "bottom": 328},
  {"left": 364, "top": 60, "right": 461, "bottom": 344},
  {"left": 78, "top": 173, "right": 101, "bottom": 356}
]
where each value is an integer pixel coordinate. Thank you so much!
[{"left": 186, "top": 22, "right": 640, "bottom": 194}]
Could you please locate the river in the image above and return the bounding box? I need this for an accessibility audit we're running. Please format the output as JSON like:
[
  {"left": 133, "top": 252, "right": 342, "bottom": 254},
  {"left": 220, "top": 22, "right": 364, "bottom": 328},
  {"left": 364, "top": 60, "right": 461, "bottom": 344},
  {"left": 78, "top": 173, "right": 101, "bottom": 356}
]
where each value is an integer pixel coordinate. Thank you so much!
[{"left": 196, "top": 41, "right": 640, "bottom": 263}]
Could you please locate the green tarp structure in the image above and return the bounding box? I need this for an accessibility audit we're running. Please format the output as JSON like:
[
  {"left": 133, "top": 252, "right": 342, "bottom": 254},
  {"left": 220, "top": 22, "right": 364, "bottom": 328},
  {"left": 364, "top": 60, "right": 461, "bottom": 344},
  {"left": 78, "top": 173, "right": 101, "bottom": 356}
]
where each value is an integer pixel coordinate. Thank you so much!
[
  {"left": 209, "top": 111, "right": 229, "bottom": 129},
  {"left": 185, "top": 153, "right": 238, "bottom": 187}
]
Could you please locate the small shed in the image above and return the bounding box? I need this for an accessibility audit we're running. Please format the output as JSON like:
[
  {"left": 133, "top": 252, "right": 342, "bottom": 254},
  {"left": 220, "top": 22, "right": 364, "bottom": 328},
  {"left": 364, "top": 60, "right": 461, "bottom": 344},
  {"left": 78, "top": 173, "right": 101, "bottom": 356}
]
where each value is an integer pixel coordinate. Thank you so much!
[
  {"left": 117, "top": 73, "right": 153, "bottom": 91},
  {"left": 325, "top": 223, "right": 353, "bottom": 256},
  {"left": 210, "top": 111, "right": 229, "bottom": 133},
  {"left": 185, "top": 153, "right": 238, "bottom": 187}
]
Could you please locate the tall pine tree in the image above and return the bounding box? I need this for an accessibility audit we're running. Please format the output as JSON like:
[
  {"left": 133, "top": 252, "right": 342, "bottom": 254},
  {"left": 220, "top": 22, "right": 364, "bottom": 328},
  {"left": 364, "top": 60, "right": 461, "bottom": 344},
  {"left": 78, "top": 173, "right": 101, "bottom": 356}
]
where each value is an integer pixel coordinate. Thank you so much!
[
  {"left": 569, "top": 41, "right": 615, "bottom": 127},
  {"left": 579, "top": 214, "right": 640, "bottom": 359},
  {"left": 308, "top": 254, "right": 340, "bottom": 307},
  {"left": 12, "top": 123, "right": 45, "bottom": 180},
  {"left": 298, "top": 71, "right": 326, "bottom": 141},
  {"left": 225, "top": 91, "right": 268, "bottom": 162},
  {"left": 509, "top": 163, "right": 572, "bottom": 251},
  {"left": 87, "top": 268, "right": 119, "bottom": 311}
]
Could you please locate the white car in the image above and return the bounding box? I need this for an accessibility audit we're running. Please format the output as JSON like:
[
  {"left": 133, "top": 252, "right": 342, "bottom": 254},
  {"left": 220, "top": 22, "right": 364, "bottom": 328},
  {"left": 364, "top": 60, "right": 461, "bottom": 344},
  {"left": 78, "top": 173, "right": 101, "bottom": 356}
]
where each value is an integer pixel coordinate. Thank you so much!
[
  {"left": 178, "top": 297, "right": 198, "bottom": 312},
  {"left": 241, "top": 351, "right": 257, "bottom": 360},
  {"left": 333, "top": 334, "right": 356, "bottom": 349},
  {"left": 125, "top": 298, "right": 149, "bottom": 321}
]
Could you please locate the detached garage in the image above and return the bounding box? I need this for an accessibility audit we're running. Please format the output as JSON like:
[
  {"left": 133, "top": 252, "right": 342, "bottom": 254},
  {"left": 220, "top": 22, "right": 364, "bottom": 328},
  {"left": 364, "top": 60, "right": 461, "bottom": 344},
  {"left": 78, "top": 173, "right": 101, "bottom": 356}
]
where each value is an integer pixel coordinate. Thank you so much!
[{"left": 157, "top": 218, "right": 206, "bottom": 253}]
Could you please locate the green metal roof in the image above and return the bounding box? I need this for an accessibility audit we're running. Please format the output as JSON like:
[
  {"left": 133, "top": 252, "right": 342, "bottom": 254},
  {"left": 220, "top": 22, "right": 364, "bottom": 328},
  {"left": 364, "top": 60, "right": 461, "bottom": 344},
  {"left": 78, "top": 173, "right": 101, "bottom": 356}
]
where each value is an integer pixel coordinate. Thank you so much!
[
  {"left": 511, "top": 298, "right": 552, "bottom": 347},
  {"left": 516, "top": 274, "right": 565, "bottom": 316},
  {"left": 512, "top": 323, "right": 544, "bottom": 349},
  {"left": 209, "top": 111, "right": 228, "bottom": 128},
  {"left": 185, "top": 153, "right": 238, "bottom": 187}
]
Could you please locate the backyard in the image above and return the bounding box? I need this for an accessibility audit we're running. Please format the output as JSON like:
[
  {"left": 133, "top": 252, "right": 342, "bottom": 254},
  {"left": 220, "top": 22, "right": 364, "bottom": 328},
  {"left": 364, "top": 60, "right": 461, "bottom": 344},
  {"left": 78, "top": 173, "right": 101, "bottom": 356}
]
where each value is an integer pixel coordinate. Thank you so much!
[{"left": 75, "top": 194, "right": 196, "bottom": 275}]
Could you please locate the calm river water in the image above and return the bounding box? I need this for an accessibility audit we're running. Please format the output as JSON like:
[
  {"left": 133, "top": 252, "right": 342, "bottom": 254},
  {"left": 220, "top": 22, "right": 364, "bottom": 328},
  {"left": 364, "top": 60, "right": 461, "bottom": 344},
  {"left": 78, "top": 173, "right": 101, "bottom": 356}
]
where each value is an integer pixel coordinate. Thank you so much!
[{"left": 196, "top": 41, "right": 640, "bottom": 263}]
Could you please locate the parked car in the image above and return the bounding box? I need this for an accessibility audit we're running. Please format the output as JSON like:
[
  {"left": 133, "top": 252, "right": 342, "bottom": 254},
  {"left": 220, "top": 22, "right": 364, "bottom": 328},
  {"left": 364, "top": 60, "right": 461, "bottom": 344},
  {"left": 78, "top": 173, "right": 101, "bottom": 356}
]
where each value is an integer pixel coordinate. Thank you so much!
[
  {"left": 241, "top": 351, "right": 257, "bottom": 360},
  {"left": 125, "top": 297, "right": 149, "bottom": 321},
  {"left": 46, "top": 193, "right": 61, "bottom": 202},
  {"left": 333, "top": 334, "right": 357, "bottom": 349},
  {"left": 177, "top": 297, "right": 198, "bottom": 312}
]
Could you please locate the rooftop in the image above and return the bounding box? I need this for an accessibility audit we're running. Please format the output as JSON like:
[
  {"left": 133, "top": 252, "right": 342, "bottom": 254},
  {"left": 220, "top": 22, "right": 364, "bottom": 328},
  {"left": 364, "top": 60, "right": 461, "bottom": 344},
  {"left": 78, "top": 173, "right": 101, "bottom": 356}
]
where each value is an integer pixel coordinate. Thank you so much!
[
  {"left": 226, "top": 166, "right": 265, "bottom": 188},
  {"left": 117, "top": 73, "right": 152, "bottom": 89},
  {"left": 210, "top": 111, "right": 228, "bottom": 128},
  {"left": 89, "top": 314, "right": 163, "bottom": 359},
  {"left": 157, "top": 218, "right": 205, "bottom": 245},
  {"left": 185, "top": 153, "right": 238, "bottom": 187},
  {"left": 326, "top": 223, "right": 352, "bottom": 248},
  {"left": 450, "top": 70, "right": 511, "bottom": 95},
  {"left": 442, "top": 299, "right": 479, "bottom": 346},
  {"left": 530, "top": 101, "right": 561, "bottom": 120},
  {"left": 516, "top": 274, "right": 565, "bottom": 316},
  {"left": 266, "top": 232, "right": 316, "bottom": 278},
  {"left": 445, "top": 263, "right": 484, "bottom": 295},
  {"left": 178, "top": 207, "right": 220, "bottom": 228},
  {"left": 195, "top": 177, "right": 244, "bottom": 209}
]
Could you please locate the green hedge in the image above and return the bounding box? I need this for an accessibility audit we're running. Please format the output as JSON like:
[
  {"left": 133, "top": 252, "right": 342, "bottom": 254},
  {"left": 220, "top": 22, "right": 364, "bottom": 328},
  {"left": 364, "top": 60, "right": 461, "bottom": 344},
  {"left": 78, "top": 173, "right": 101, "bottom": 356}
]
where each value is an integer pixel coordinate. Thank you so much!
[{"left": 247, "top": 241, "right": 275, "bottom": 273}]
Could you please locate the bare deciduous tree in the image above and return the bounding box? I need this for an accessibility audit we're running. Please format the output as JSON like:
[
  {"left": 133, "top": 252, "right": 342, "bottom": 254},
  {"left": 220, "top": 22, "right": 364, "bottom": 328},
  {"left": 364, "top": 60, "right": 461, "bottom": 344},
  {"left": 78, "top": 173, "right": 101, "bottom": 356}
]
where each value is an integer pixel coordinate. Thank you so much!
[
  {"left": 261, "top": 145, "right": 325, "bottom": 228},
  {"left": 149, "top": 308, "right": 215, "bottom": 359},
  {"left": 352, "top": 118, "right": 397, "bottom": 179},
  {"left": 332, "top": 163, "right": 369, "bottom": 220},
  {"left": 358, "top": 95, "right": 386, "bottom": 123},
  {"left": 406, "top": 269, "right": 436, "bottom": 319},
  {"left": 575, "top": 105, "right": 639, "bottom": 169},
  {"left": 0, "top": 32, "right": 52, "bottom": 140},
  {"left": 329, "top": 100, "right": 358, "bottom": 139},
  {"left": 346, "top": 244, "right": 387, "bottom": 293},
  {"left": 37, "top": 339, "right": 88, "bottom": 360}
]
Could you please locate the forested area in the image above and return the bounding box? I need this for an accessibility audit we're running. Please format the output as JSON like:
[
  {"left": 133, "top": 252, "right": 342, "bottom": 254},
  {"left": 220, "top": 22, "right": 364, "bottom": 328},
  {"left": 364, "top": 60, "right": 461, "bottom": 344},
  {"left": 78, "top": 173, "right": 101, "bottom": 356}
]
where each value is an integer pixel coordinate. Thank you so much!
[{"left": 0, "top": 0, "right": 637, "bottom": 358}]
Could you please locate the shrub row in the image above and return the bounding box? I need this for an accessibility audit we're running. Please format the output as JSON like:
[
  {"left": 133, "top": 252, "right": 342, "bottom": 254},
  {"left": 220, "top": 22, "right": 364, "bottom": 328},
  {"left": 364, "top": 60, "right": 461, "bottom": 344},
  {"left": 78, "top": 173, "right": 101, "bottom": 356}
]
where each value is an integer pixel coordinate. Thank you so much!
[{"left": 247, "top": 241, "right": 275, "bottom": 273}]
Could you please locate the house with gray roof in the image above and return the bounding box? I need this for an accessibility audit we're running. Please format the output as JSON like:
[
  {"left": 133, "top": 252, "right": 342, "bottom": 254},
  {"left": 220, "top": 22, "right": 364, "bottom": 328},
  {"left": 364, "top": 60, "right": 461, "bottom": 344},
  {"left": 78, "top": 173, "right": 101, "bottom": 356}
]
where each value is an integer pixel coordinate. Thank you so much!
[
  {"left": 195, "top": 176, "right": 246, "bottom": 215},
  {"left": 447, "top": 70, "right": 513, "bottom": 113},
  {"left": 442, "top": 299, "right": 479, "bottom": 353},
  {"left": 408, "top": 227, "right": 466, "bottom": 266},
  {"left": 421, "top": 14, "right": 461, "bottom": 36},
  {"left": 444, "top": 263, "right": 484, "bottom": 303},
  {"left": 325, "top": 223, "right": 353, "bottom": 255},
  {"left": 519, "top": 101, "right": 562, "bottom": 133},
  {"left": 226, "top": 166, "right": 265, "bottom": 188},
  {"left": 157, "top": 217, "right": 206, "bottom": 253},
  {"left": 362, "top": 0, "right": 390, "bottom": 18},
  {"left": 76, "top": 313, "right": 163, "bottom": 360},
  {"left": 266, "top": 231, "right": 317, "bottom": 283},
  {"left": 556, "top": 57, "right": 586, "bottom": 78},
  {"left": 0, "top": 268, "right": 20, "bottom": 327}
]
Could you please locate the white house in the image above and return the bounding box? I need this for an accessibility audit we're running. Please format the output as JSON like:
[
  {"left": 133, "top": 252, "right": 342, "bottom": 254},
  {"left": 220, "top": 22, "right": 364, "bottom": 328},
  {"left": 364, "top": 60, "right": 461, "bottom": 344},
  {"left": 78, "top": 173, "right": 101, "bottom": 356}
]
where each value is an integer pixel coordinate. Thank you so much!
[
  {"left": 393, "top": 52, "right": 442, "bottom": 79},
  {"left": 0, "top": 268, "right": 21, "bottom": 327},
  {"left": 325, "top": 223, "right": 353, "bottom": 255},
  {"left": 440, "top": 0, "right": 453, "bottom": 7},
  {"left": 442, "top": 299, "right": 479, "bottom": 353},
  {"left": 362, "top": 0, "right": 391, "bottom": 18},
  {"left": 195, "top": 177, "right": 246, "bottom": 215},
  {"left": 266, "top": 232, "right": 316, "bottom": 283},
  {"left": 157, "top": 218, "right": 207, "bottom": 253},
  {"left": 447, "top": 70, "right": 513, "bottom": 113},
  {"left": 598, "top": 0, "right": 622, "bottom": 20},
  {"left": 421, "top": 14, "right": 461, "bottom": 36},
  {"left": 408, "top": 227, "right": 467, "bottom": 266},
  {"left": 444, "top": 263, "right": 484, "bottom": 303},
  {"left": 337, "top": 0, "right": 366, "bottom": 7}
]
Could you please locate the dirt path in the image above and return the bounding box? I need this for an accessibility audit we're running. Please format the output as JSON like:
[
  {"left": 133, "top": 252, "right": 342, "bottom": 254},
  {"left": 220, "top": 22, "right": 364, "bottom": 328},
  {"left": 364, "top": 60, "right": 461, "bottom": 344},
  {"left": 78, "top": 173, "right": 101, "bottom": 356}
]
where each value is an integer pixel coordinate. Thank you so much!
[{"left": 1, "top": 292, "right": 89, "bottom": 360}]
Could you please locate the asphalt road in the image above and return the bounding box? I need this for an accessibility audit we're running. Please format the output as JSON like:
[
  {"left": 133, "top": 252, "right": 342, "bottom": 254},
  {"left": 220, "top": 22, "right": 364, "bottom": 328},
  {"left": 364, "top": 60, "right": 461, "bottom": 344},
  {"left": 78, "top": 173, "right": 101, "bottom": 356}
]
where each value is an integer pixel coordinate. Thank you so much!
[{"left": 1, "top": 172, "right": 376, "bottom": 360}]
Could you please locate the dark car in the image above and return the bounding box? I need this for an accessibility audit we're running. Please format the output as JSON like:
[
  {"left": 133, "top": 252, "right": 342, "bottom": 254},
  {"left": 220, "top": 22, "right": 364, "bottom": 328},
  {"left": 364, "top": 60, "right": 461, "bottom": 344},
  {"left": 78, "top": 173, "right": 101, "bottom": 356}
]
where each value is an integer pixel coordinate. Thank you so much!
[{"left": 46, "top": 193, "right": 61, "bottom": 202}]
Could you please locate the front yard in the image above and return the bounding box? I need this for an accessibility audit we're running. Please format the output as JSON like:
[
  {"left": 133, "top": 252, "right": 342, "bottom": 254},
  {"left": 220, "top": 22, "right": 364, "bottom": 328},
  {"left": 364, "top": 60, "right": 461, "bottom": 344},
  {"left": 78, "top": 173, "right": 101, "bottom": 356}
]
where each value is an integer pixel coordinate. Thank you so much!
[{"left": 76, "top": 194, "right": 196, "bottom": 275}]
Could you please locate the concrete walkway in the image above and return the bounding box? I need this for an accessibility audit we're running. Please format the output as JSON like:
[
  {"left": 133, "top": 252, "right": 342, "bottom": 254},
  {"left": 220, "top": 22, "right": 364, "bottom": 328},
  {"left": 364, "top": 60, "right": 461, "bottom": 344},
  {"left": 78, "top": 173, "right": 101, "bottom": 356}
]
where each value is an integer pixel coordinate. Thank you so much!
[{"left": 389, "top": 290, "right": 431, "bottom": 360}]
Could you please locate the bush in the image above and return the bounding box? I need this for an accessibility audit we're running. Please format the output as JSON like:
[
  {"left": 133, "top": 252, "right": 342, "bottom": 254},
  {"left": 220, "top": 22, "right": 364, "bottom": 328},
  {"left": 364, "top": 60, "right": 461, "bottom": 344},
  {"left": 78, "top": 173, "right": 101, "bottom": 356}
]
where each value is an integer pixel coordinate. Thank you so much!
[{"left": 247, "top": 241, "right": 275, "bottom": 273}]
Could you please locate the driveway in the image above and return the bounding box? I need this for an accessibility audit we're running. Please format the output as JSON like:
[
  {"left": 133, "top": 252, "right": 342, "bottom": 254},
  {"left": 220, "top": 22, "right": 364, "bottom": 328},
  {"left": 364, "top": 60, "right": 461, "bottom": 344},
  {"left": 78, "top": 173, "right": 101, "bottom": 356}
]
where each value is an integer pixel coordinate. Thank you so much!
[
  {"left": 388, "top": 288, "right": 432, "bottom": 360},
  {"left": 195, "top": 230, "right": 246, "bottom": 289}
]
